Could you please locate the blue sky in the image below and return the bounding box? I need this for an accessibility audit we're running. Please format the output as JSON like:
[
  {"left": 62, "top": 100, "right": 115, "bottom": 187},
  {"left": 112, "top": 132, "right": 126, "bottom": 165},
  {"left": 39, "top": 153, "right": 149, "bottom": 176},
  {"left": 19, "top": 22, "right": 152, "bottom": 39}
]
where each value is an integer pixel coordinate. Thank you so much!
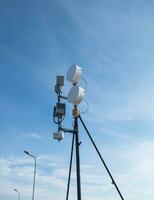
[{"left": 1, "top": 0, "right": 154, "bottom": 199}]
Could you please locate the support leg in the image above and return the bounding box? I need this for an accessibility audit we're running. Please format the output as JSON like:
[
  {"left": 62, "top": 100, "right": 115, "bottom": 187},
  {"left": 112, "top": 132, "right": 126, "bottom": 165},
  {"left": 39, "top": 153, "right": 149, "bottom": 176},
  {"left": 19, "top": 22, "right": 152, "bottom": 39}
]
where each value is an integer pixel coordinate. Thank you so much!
[
  {"left": 79, "top": 115, "right": 124, "bottom": 200},
  {"left": 66, "top": 134, "right": 75, "bottom": 200}
]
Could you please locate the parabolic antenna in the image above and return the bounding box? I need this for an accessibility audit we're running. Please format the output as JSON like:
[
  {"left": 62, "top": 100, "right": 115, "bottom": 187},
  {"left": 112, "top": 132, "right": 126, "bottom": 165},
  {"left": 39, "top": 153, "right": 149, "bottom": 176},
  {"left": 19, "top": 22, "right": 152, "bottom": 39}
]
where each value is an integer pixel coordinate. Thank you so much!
[
  {"left": 67, "top": 85, "right": 85, "bottom": 105},
  {"left": 66, "top": 64, "right": 82, "bottom": 84}
]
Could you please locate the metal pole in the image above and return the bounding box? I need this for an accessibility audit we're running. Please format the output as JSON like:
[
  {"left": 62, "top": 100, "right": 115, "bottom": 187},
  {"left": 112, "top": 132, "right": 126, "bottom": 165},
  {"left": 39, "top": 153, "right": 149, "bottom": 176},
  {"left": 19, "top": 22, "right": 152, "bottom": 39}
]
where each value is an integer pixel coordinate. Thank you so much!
[
  {"left": 79, "top": 115, "right": 125, "bottom": 200},
  {"left": 17, "top": 190, "right": 20, "bottom": 200},
  {"left": 73, "top": 106, "right": 82, "bottom": 200},
  {"left": 66, "top": 134, "right": 75, "bottom": 200},
  {"left": 32, "top": 156, "right": 36, "bottom": 200},
  {"left": 24, "top": 151, "right": 36, "bottom": 200},
  {"left": 14, "top": 189, "right": 20, "bottom": 200}
]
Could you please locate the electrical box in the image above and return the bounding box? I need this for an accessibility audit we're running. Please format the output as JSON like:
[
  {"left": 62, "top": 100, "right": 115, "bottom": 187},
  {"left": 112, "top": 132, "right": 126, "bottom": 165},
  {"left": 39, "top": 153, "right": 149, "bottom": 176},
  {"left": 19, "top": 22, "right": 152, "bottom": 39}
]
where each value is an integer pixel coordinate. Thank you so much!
[
  {"left": 53, "top": 131, "right": 64, "bottom": 141},
  {"left": 56, "top": 103, "right": 66, "bottom": 115},
  {"left": 53, "top": 103, "right": 66, "bottom": 118},
  {"left": 56, "top": 76, "right": 64, "bottom": 86}
]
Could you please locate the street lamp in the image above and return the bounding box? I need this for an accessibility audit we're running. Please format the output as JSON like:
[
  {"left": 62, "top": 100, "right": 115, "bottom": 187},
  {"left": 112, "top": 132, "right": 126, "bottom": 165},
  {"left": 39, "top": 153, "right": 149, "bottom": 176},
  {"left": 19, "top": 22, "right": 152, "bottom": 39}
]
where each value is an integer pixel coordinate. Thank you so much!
[
  {"left": 14, "top": 189, "right": 20, "bottom": 200},
  {"left": 24, "top": 150, "right": 36, "bottom": 200}
]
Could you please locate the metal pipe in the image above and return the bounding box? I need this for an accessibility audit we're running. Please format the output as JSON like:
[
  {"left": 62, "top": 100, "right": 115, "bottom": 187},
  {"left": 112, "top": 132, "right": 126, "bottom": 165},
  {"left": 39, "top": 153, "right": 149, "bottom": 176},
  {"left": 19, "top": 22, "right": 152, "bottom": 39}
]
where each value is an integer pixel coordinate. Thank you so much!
[{"left": 74, "top": 107, "right": 82, "bottom": 200}]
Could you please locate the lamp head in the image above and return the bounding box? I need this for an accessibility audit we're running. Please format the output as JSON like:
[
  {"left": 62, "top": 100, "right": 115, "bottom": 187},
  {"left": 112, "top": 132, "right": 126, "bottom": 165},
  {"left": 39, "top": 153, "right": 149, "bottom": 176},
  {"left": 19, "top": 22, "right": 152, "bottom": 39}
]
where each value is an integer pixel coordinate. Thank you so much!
[{"left": 24, "top": 150, "right": 29, "bottom": 155}]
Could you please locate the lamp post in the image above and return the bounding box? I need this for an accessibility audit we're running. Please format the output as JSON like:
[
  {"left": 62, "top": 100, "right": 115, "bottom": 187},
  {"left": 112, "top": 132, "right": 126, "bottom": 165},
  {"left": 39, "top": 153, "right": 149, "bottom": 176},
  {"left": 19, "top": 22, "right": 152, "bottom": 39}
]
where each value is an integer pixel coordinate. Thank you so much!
[
  {"left": 24, "top": 150, "right": 36, "bottom": 200},
  {"left": 14, "top": 189, "right": 20, "bottom": 200}
]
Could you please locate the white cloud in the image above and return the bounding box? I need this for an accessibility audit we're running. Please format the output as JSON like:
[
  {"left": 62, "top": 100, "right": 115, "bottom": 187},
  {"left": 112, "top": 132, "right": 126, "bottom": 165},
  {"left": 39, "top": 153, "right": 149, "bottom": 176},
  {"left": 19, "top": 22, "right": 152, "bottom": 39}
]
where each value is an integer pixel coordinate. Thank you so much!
[
  {"left": 108, "top": 140, "right": 154, "bottom": 199},
  {"left": 37, "top": 154, "right": 60, "bottom": 167},
  {"left": 22, "top": 132, "right": 45, "bottom": 139},
  {"left": 1, "top": 140, "right": 154, "bottom": 200},
  {"left": 0, "top": 155, "right": 67, "bottom": 200}
]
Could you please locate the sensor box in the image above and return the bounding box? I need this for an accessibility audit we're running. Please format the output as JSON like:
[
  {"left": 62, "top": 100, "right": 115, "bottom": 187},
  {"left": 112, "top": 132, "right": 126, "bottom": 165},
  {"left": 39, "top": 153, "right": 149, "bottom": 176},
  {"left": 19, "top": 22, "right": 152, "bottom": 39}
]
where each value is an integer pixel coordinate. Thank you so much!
[{"left": 53, "top": 131, "right": 64, "bottom": 141}]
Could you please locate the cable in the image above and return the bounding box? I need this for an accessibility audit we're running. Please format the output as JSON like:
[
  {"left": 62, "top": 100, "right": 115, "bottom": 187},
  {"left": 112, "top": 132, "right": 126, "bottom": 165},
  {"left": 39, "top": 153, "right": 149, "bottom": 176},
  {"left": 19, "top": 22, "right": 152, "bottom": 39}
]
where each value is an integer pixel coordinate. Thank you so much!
[
  {"left": 53, "top": 116, "right": 65, "bottom": 124},
  {"left": 80, "top": 77, "right": 89, "bottom": 114},
  {"left": 80, "top": 77, "right": 87, "bottom": 90},
  {"left": 78, "top": 115, "right": 125, "bottom": 200},
  {"left": 66, "top": 134, "right": 75, "bottom": 200},
  {"left": 80, "top": 99, "right": 89, "bottom": 115}
]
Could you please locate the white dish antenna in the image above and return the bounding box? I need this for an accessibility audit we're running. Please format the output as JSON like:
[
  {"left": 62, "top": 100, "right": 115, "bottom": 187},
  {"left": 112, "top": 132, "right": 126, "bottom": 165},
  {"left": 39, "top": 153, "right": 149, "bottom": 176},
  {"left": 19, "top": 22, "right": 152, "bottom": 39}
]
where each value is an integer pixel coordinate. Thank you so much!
[
  {"left": 67, "top": 85, "right": 85, "bottom": 105},
  {"left": 67, "top": 64, "right": 82, "bottom": 84}
]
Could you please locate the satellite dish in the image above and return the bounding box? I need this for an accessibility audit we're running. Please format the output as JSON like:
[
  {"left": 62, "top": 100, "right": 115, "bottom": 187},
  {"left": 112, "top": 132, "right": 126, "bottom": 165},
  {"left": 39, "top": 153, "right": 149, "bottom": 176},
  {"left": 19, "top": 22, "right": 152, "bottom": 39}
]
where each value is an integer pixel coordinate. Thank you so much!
[
  {"left": 67, "top": 64, "right": 82, "bottom": 84},
  {"left": 67, "top": 85, "right": 85, "bottom": 105}
]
